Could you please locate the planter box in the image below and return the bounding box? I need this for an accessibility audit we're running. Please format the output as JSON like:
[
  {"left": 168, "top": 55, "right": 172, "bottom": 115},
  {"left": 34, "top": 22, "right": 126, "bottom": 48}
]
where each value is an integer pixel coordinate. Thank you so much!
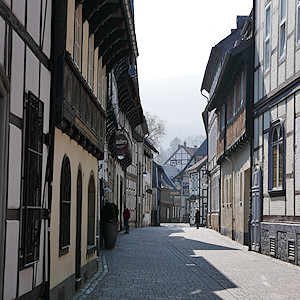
[{"left": 103, "top": 222, "right": 118, "bottom": 249}]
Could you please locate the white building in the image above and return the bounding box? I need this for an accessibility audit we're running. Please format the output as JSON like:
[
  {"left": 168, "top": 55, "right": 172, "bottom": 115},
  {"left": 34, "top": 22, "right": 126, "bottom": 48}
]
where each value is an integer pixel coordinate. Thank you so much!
[
  {"left": 252, "top": 0, "right": 300, "bottom": 263},
  {"left": 0, "top": 1, "right": 52, "bottom": 298},
  {"left": 186, "top": 157, "right": 208, "bottom": 226}
]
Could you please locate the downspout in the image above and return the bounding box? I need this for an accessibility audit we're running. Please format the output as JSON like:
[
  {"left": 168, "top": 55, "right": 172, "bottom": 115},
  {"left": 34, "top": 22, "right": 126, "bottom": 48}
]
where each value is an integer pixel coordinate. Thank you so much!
[
  {"left": 248, "top": 0, "right": 255, "bottom": 251},
  {"left": 201, "top": 89, "right": 210, "bottom": 226},
  {"left": 156, "top": 166, "right": 159, "bottom": 225},
  {"left": 46, "top": 0, "right": 64, "bottom": 297}
]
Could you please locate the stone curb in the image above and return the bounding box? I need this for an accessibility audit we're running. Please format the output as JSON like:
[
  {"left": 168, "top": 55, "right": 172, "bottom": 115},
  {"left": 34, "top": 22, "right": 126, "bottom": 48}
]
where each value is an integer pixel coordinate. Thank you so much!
[{"left": 72, "top": 253, "right": 108, "bottom": 300}]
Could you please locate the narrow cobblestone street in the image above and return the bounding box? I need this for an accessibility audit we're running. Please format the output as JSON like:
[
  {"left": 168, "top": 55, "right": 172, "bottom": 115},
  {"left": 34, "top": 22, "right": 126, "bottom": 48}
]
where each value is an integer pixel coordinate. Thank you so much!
[{"left": 75, "top": 224, "right": 300, "bottom": 300}]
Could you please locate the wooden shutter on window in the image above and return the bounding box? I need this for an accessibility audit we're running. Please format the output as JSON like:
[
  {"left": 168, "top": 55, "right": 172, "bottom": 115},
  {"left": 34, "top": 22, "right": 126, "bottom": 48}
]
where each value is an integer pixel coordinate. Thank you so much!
[{"left": 22, "top": 92, "right": 44, "bottom": 266}]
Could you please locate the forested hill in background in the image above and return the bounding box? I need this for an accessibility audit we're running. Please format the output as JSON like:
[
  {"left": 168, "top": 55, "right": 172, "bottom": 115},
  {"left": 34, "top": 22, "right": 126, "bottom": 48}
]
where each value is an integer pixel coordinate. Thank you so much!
[{"left": 139, "top": 74, "right": 207, "bottom": 149}]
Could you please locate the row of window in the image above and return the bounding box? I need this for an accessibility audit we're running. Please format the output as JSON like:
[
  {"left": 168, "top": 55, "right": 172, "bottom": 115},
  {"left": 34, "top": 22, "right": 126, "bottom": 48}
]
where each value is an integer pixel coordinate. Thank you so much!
[
  {"left": 218, "top": 71, "right": 245, "bottom": 133},
  {"left": 221, "top": 120, "right": 284, "bottom": 206},
  {"left": 264, "top": 0, "right": 298, "bottom": 71},
  {"left": 73, "top": 5, "right": 106, "bottom": 109},
  {"left": 60, "top": 156, "right": 96, "bottom": 255}
]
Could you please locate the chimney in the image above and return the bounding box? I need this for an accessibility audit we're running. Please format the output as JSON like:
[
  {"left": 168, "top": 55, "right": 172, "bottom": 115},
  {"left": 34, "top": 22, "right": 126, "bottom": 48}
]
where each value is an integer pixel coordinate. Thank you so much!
[{"left": 184, "top": 141, "right": 186, "bottom": 148}]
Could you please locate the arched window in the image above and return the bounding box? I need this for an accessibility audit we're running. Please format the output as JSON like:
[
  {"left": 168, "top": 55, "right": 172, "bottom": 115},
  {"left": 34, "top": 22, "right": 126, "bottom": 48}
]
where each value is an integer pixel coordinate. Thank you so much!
[
  {"left": 87, "top": 175, "right": 95, "bottom": 246},
  {"left": 269, "top": 120, "right": 285, "bottom": 193},
  {"left": 60, "top": 155, "right": 71, "bottom": 255}
]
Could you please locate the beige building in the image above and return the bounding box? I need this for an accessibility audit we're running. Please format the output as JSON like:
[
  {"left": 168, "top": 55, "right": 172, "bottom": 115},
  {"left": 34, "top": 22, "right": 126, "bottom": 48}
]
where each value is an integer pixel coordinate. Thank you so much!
[
  {"left": 202, "top": 16, "right": 252, "bottom": 245},
  {"left": 49, "top": 1, "right": 138, "bottom": 298}
]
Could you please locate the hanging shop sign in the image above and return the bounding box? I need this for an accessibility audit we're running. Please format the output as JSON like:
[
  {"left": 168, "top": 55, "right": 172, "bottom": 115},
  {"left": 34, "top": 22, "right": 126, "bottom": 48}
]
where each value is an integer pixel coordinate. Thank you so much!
[{"left": 115, "top": 133, "right": 128, "bottom": 159}]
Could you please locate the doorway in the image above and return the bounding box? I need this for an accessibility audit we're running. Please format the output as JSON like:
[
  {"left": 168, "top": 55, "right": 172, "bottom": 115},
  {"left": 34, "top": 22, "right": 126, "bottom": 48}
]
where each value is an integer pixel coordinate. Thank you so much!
[
  {"left": 251, "top": 166, "right": 262, "bottom": 251},
  {"left": 75, "top": 169, "right": 82, "bottom": 288}
]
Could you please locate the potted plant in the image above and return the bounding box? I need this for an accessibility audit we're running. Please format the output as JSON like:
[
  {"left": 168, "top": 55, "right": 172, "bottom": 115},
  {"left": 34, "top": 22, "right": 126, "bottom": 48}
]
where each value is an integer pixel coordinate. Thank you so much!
[{"left": 102, "top": 202, "right": 119, "bottom": 249}]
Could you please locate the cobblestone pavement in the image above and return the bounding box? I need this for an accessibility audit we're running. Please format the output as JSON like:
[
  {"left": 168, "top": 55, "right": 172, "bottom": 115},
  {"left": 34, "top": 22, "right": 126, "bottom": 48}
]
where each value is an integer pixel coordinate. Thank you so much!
[{"left": 76, "top": 224, "right": 300, "bottom": 300}]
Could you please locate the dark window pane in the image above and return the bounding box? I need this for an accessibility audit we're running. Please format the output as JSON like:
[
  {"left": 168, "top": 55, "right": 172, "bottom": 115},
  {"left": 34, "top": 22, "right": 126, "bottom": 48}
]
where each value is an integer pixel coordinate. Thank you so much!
[{"left": 60, "top": 156, "right": 71, "bottom": 249}]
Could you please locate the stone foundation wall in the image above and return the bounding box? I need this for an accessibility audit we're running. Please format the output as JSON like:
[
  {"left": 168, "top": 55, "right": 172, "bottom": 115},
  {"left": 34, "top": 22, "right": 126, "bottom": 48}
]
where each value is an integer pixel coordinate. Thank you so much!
[{"left": 261, "top": 222, "right": 300, "bottom": 265}]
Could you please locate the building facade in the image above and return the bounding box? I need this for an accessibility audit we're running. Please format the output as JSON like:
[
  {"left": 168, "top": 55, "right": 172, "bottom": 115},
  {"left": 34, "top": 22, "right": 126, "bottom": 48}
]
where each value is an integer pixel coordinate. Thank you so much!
[
  {"left": 202, "top": 15, "right": 252, "bottom": 245},
  {"left": 205, "top": 109, "right": 220, "bottom": 231},
  {"left": 187, "top": 157, "right": 208, "bottom": 226},
  {"left": 0, "top": 0, "right": 52, "bottom": 298},
  {"left": 174, "top": 140, "right": 207, "bottom": 223},
  {"left": 164, "top": 142, "right": 198, "bottom": 171},
  {"left": 49, "top": 1, "right": 139, "bottom": 298},
  {"left": 252, "top": 0, "right": 300, "bottom": 264}
]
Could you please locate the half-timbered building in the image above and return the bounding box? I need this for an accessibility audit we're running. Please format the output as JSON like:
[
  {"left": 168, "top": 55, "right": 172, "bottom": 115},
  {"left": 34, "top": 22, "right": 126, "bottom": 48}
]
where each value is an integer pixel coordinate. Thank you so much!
[
  {"left": 202, "top": 15, "right": 253, "bottom": 245},
  {"left": 0, "top": 0, "right": 52, "bottom": 298},
  {"left": 251, "top": 0, "right": 300, "bottom": 264}
]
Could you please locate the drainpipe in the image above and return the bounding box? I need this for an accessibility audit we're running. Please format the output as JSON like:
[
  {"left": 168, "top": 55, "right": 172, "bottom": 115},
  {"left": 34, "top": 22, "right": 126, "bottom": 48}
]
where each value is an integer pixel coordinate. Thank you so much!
[
  {"left": 248, "top": 0, "right": 255, "bottom": 251},
  {"left": 45, "top": 0, "right": 64, "bottom": 297}
]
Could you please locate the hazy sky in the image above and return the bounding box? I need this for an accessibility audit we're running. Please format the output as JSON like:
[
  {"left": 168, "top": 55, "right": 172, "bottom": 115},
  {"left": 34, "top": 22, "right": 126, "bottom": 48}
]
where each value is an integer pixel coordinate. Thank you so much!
[{"left": 134, "top": 1, "right": 252, "bottom": 148}]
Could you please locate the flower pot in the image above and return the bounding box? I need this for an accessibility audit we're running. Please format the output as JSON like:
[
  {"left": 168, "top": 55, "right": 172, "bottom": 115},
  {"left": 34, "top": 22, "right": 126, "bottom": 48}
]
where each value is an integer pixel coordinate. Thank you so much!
[{"left": 103, "top": 222, "right": 118, "bottom": 249}]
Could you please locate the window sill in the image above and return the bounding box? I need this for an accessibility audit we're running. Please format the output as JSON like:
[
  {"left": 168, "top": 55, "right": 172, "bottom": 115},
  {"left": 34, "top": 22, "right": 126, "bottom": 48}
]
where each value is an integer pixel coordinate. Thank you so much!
[
  {"left": 264, "top": 68, "right": 270, "bottom": 76},
  {"left": 86, "top": 245, "right": 97, "bottom": 257},
  {"left": 278, "top": 54, "right": 286, "bottom": 65},
  {"left": 59, "top": 247, "right": 69, "bottom": 257},
  {"left": 268, "top": 189, "right": 285, "bottom": 197}
]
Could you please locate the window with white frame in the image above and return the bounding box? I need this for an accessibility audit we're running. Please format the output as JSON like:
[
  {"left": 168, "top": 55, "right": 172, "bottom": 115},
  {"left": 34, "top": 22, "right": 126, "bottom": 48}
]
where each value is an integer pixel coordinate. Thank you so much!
[
  {"left": 297, "top": 0, "right": 300, "bottom": 44},
  {"left": 265, "top": 3, "right": 271, "bottom": 71},
  {"left": 74, "top": 5, "right": 82, "bottom": 69},
  {"left": 279, "top": 0, "right": 286, "bottom": 58},
  {"left": 88, "top": 35, "right": 94, "bottom": 87},
  {"left": 269, "top": 120, "right": 285, "bottom": 191}
]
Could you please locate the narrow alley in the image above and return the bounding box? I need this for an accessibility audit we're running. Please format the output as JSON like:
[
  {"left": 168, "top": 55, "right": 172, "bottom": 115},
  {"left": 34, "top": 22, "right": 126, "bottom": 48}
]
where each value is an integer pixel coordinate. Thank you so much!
[{"left": 74, "top": 224, "right": 300, "bottom": 300}]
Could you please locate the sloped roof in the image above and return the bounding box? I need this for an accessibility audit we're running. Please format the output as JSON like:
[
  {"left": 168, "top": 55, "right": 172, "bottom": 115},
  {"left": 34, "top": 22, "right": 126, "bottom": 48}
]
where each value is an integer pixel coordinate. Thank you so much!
[
  {"left": 194, "top": 139, "right": 207, "bottom": 157},
  {"left": 201, "top": 23, "right": 245, "bottom": 94},
  {"left": 163, "top": 165, "right": 180, "bottom": 180},
  {"left": 184, "top": 145, "right": 198, "bottom": 156},
  {"left": 164, "top": 144, "right": 191, "bottom": 165},
  {"left": 162, "top": 171, "right": 177, "bottom": 190},
  {"left": 186, "top": 156, "right": 207, "bottom": 173},
  {"left": 174, "top": 140, "right": 208, "bottom": 179}
]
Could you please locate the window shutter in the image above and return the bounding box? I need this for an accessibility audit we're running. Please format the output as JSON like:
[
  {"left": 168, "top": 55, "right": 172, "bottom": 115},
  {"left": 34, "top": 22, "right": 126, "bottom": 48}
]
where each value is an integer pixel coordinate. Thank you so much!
[{"left": 22, "top": 92, "right": 44, "bottom": 266}]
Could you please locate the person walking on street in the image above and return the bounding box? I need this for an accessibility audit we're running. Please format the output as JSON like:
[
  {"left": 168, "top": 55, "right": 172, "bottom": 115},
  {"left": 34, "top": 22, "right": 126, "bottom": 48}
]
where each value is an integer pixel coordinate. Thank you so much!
[
  {"left": 195, "top": 209, "right": 200, "bottom": 229},
  {"left": 123, "top": 207, "right": 130, "bottom": 234}
]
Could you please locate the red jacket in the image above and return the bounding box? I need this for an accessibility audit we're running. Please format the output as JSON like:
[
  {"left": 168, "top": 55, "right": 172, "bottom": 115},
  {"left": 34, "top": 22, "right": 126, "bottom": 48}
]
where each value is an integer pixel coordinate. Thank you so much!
[{"left": 123, "top": 208, "right": 130, "bottom": 220}]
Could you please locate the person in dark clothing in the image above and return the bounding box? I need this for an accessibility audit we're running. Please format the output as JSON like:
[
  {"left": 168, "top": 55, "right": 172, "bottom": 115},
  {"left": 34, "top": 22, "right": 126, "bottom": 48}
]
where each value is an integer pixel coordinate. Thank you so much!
[
  {"left": 123, "top": 207, "right": 130, "bottom": 233},
  {"left": 195, "top": 209, "right": 200, "bottom": 229}
]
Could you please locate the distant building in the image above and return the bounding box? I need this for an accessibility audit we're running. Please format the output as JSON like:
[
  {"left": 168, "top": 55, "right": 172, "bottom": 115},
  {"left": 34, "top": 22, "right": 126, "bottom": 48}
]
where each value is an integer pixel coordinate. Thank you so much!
[
  {"left": 164, "top": 141, "right": 198, "bottom": 171},
  {"left": 186, "top": 157, "right": 208, "bottom": 226},
  {"left": 160, "top": 167, "right": 181, "bottom": 223},
  {"left": 174, "top": 139, "right": 207, "bottom": 222}
]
